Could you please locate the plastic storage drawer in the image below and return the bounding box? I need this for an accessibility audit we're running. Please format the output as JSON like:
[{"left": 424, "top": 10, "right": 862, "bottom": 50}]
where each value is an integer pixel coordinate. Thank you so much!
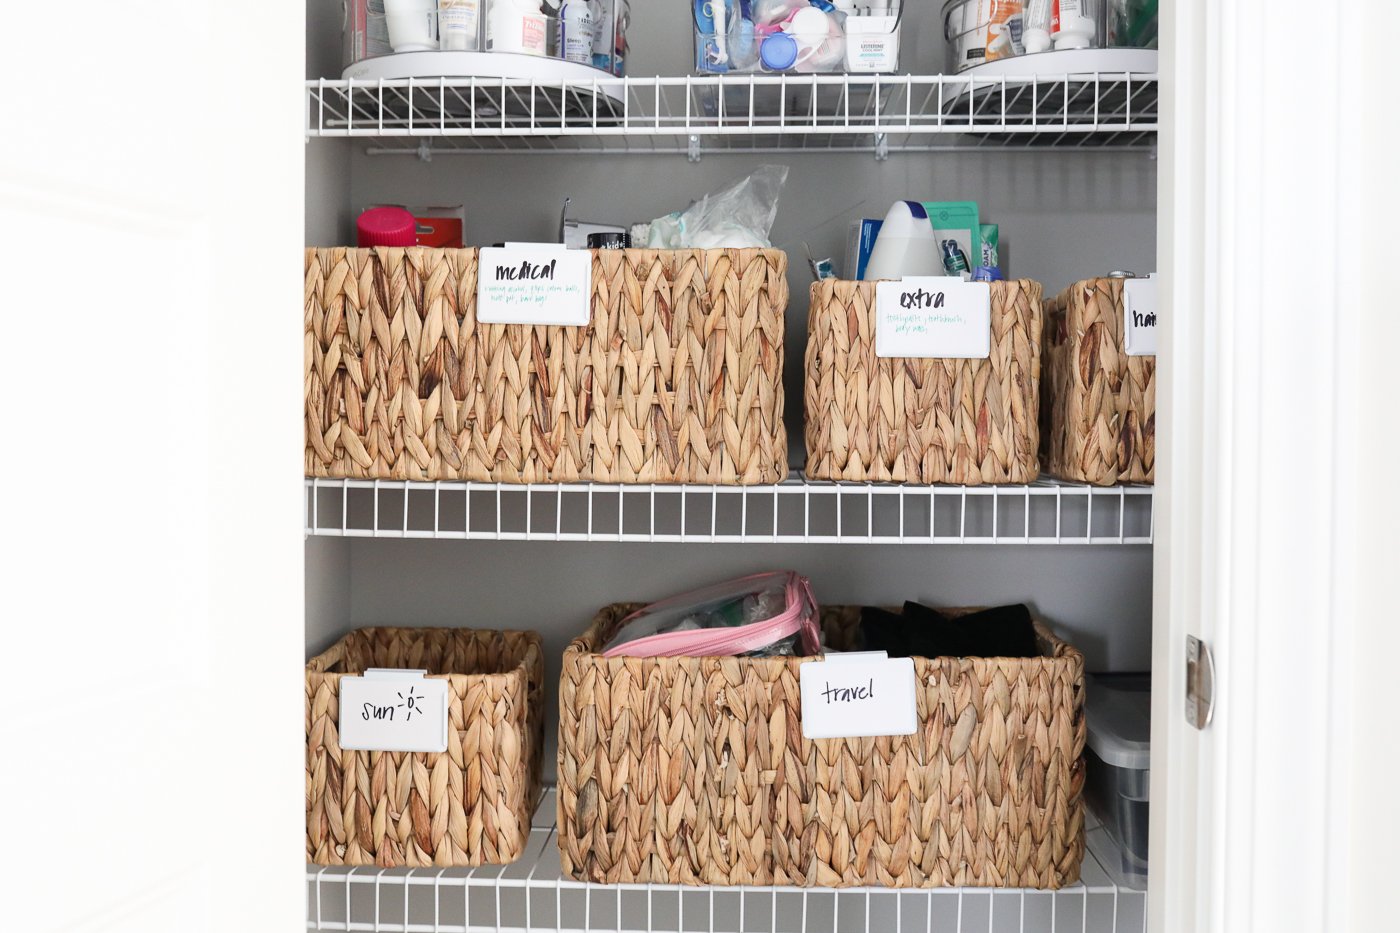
[{"left": 1084, "top": 673, "right": 1150, "bottom": 886}]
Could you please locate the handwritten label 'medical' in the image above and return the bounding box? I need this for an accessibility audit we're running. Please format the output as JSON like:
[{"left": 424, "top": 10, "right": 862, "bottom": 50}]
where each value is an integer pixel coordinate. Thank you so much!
[
  {"left": 477, "top": 245, "right": 591, "bottom": 326},
  {"left": 875, "top": 278, "right": 992, "bottom": 358},
  {"left": 799, "top": 653, "right": 917, "bottom": 740},
  {"left": 338, "top": 670, "right": 449, "bottom": 753}
]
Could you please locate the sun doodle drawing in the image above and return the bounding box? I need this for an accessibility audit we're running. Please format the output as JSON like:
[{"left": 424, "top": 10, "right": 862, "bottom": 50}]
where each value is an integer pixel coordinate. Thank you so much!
[{"left": 398, "top": 685, "right": 425, "bottom": 721}]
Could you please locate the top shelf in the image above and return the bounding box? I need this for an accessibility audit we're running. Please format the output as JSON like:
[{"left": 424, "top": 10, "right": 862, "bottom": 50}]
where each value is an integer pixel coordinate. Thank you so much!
[{"left": 305, "top": 70, "right": 1159, "bottom": 157}]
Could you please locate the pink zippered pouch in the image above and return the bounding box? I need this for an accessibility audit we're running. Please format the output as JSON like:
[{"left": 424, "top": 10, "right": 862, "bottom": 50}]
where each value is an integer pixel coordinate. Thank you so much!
[{"left": 602, "top": 572, "right": 820, "bottom": 658}]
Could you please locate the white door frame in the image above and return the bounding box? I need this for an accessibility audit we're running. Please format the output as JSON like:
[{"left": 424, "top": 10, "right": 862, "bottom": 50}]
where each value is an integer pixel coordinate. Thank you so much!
[{"left": 1153, "top": 2, "right": 1400, "bottom": 930}]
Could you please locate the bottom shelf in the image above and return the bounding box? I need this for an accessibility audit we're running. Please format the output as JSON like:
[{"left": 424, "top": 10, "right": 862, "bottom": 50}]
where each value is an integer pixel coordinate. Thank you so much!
[{"left": 307, "top": 789, "right": 1147, "bottom": 933}]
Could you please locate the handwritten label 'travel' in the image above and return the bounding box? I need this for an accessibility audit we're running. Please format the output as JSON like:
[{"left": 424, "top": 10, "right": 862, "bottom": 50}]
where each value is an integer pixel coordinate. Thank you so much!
[
  {"left": 799, "top": 652, "right": 917, "bottom": 740},
  {"left": 338, "top": 670, "right": 449, "bottom": 753},
  {"left": 875, "top": 278, "right": 992, "bottom": 358},
  {"left": 1123, "top": 275, "right": 1158, "bottom": 357},
  {"left": 477, "top": 245, "right": 591, "bottom": 326}
]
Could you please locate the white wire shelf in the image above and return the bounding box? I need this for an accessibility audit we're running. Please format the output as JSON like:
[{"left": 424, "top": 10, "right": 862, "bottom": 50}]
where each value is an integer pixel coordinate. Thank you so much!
[
  {"left": 304, "top": 474, "right": 1152, "bottom": 545},
  {"left": 305, "top": 72, "right": 1158, "bottom": 156},
  {"left": 306, "top": 788, "right": 1146, "bottom": 933}
]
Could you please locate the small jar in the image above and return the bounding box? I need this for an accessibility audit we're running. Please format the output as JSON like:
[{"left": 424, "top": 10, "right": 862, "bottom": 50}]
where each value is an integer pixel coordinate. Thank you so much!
[{"left": 588, "top": 232, "right": 630, "bottom": 250}]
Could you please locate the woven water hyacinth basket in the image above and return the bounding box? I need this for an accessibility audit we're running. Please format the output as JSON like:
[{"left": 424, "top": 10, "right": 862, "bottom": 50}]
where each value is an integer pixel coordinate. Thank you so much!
[
  {"left": 305, "top": 247, "right": 788, "bottom": 484},
  {"left": 558, "top": 605, "right": 1085, "bottom": 888},
  {"left": 306, "top": 628, "right": 544, "bottom": 867},
  {"left": 804, "top": 279, "right": 1043, "bottom": 484},
  {"left": 1042, "top": 278, "right": 1156, "bottom": 485}
]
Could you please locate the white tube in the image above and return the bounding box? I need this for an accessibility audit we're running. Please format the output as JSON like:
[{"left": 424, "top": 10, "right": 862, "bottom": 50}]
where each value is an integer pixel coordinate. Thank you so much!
[
  {"left": 1023, "top": 0, "right": 1053, "bottom": 53},
  {"left": 713, "top": 0, "right": 730, "bottom": 65},
  {"left": 438, "top": 0, "right": 480, "bottom": 51}
]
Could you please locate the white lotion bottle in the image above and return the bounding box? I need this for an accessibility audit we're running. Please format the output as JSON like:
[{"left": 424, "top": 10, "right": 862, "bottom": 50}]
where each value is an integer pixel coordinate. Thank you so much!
[
  {"left": 862, "top": 201, "right": 944, "bottom": 281},
  {"left": 1052, "top": 0, "right": 1097, "bottom": 50}
]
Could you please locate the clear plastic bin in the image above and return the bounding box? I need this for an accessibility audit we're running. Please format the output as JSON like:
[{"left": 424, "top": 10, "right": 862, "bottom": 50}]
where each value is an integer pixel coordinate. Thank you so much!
[
  {"left": 1085, "top": 673, "right": 1151, "bottom": 887},
  {"left": 343, "top": 0, "right": 629, "bottom": 76},
  {"left": 693, "top": 1, "right": 902, "bottom": 75}
]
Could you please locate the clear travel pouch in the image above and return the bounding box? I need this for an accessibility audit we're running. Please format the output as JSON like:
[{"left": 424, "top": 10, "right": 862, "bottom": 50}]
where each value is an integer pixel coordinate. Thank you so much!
[{"left": 602, "top": 571, "right": 820, "bottom": 658}]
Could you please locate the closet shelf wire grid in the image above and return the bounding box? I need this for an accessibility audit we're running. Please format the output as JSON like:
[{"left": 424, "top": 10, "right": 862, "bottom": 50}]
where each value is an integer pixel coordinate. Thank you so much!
[
  {"left": 304, "top": 475, "right": 1153, "bottom": 545},
  {"left": 305, "top": 72, "right": 1158, "bottom": 154},
  {"left": 306, "top": 789, "right": 1147, "bottom": 933}
]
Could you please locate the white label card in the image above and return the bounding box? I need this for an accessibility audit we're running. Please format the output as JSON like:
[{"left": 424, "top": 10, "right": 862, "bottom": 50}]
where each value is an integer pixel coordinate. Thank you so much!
[
  {"left": 477, "top": 245, "right": 592, "bottom": 326},
  {"left": 339, "top": 670, "right": 449, "bottom": 753},
  {"left": 875, "top": 278, "right": 991, "bottom": 358},
  {"left": 799, "top": 652, "right": 918, "bottom": 740},
  {"left": 1123, "top": 275, "right": 1158, "bottom": 357}
]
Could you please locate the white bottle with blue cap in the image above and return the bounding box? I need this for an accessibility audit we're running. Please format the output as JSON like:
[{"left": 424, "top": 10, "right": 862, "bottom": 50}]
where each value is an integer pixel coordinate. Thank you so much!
[{"left": 862, "top": 201, "right": 944, "bottom": 281}]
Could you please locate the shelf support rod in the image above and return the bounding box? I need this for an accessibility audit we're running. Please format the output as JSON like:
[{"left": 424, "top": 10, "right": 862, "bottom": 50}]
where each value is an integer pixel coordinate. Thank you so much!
[
  {"left": 687, "top": 134, "right": 701, "bottom": 163},
  {"left": 417, "top": 139, "right": 433, "bottom": 163},
  {"left": 874, "top": 132, "right": 889, "bottom": 161}
]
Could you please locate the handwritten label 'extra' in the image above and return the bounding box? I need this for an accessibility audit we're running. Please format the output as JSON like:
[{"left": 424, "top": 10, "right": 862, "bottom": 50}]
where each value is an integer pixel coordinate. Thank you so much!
[
  {"left": 338, "top": 670, "right": 449, "bottom": 753},
  {"left": 799, "top": 653, "right": 917, "bottom": 739},
  {"left": 477, "top": 245, "right": 591, "bottom": 326},
  {"left": 875, "top": 277, "right": 992, "bottom": 359}
]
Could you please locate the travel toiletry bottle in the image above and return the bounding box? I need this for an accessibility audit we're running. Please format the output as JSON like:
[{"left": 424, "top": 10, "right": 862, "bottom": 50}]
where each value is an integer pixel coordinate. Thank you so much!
[
  {"left": 384, "top": 0, "right": 439, "bottom": 52},
  {"left": 941, "top": 239, "right": 970, "bottom": 276},
  {"left": 489, "top": 0, "right": 548, "bottom": 55},
  {"left": 559, "top": 0, "right": 595, "bottom": 63},
  {"left": 1023, "top": 0, "right": 1053, "bottom": 52},
  {"left": 695, "top": 0, "right": 727, "bottom": 72},
  {"left": 438, "top": 0, "right": 481, "bottom": 50},
  {"left": 592, "top": 0, "right": 612, "bottom": 70},
  {"left": 1052, "top": 0, "right": 1097, "bottom": 50}
]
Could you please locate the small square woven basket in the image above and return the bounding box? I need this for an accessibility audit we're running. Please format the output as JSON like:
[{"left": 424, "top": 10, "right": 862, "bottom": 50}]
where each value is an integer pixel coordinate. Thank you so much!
[
  {"left": 804, "top": 278, "right": 1044, "bottom": 484},
  {"left": 1041, "top": 277, "right": 1156, "bottom": 485},
  {"left": 306, "top": 627, "right": 544, "bottom": 867}
]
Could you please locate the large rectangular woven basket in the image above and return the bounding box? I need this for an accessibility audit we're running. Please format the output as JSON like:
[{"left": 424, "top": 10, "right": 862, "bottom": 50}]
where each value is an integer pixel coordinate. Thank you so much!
[
  {"left": 1042, "top": 278, "right": 1156, "bottom": 485},
  {"left": 558, "top": 605, "right": 1085, "bottom": 888},
  {"left": 804, "top": 279, "right": 1043, "bottom": 484},
  {"left": 306, "top": 627, "right": 544, "bottom": 867},
  {"left": 305, "top": 247, "right": 788, "bottom": 484}
]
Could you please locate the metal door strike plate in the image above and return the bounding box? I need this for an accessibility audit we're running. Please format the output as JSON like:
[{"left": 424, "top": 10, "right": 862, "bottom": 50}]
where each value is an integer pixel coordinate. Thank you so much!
[{"left": 1185, "top": 635, "right": 1215, "bottom": 729}]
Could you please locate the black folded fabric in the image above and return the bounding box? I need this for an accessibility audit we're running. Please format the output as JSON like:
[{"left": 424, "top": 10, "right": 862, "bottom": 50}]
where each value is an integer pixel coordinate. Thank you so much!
[
  {"left": 859, "top": 602, "right": 1040, "bottom": 659},
  {"left": 936, "top": 603, "right": 1040, "bottom": 658}
]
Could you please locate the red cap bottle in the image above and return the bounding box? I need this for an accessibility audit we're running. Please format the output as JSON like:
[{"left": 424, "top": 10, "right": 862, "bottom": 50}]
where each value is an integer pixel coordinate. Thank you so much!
[{"left": 357, "top": 206, "right": 417, "bottom": 248}]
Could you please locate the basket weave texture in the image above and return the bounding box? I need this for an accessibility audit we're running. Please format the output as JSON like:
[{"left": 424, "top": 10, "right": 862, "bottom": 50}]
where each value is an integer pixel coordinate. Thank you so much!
[
  {"left": 305, "top": 247, "right": 788, "bottom": 484},
  {"left": 1042, "top": 278, "right": 1156, "bottom": 485},
  {"left": 558, "top": 605, "right": 1085, "bottom": 888},
  {"left": 306, "top": 628, "right": 544, "bottom": 867},
  {"left": 804, "top": 279, "right": 1043, "bottom": 484}
]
